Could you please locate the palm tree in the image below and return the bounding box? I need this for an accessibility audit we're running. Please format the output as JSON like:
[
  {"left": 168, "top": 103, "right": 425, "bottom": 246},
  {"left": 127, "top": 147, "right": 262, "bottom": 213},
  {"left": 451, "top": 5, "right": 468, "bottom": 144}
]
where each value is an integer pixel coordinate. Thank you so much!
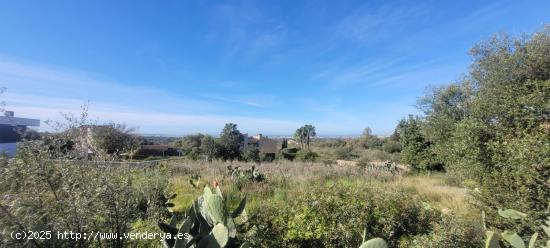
[
  {"left": 293, "top": 127, "right": 305, "bottom": 149},
  {"left": 294, "top": 125, "right": 316, "bottom": 150},
  {"left": 303, "top": 124, "right": 316, "bottom": 149}
]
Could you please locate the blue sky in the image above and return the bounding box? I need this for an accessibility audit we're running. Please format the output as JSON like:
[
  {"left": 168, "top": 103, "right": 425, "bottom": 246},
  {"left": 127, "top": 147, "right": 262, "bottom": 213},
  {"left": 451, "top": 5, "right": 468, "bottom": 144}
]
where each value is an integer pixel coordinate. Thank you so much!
[{"left": 0, "top": 0, "right": 548, "bottom": 136}]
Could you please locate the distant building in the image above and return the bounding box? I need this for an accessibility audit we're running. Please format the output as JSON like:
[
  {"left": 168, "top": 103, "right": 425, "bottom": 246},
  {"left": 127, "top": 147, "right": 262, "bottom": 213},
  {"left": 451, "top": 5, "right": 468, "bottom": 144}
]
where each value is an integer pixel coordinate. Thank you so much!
[
  {"left": 133, "top": 144, "right": 181, "bottom": 159},
  {"left": 0, "top": 111, "right": 40, "bottom": 157},
  {"left": 242, "top": 133, "right": 277, "bottom": 155}
]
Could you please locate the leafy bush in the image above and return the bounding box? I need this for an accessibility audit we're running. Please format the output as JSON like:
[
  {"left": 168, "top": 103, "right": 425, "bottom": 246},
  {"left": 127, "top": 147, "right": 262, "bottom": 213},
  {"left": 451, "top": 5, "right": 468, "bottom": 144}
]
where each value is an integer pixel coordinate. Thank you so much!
[
  {"left": 243, "top": 146, "right": 261, "bottom": 163},
  {"left": 396, "top": 115, "right": 443, "bottom": 171},
  {"left": 356, "top": 155, "right": 371, "bottom": 167},
  {"left": 333, "top": 146, "right": 357, "bottom": 160},
  {"left": 405, "top": 215, "right": 484, "bottom": 248},
  {"left": 401, "top": 26, "right": 550, "bottom": 241},
  {"left": 0, "top": 141, "right": 169, "bottom": 248},
  {"left": 295, "top": 149, "right": 319, "bottom": 162},
  {"left": 248, "top": 181, "right": 439, "bottom": 248},
  {"left": 279, "top": 147, "right": 298, "bottom": 160},
  {"left": 382, "top": 140, "right": 402, "bottom": 154}
]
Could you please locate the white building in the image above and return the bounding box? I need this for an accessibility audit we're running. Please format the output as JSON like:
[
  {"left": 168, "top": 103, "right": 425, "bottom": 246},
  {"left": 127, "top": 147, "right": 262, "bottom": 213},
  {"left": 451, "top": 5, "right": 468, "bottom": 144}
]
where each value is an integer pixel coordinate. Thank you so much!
[{"left": 0, "top": 111, "right": 40, "bottom": 157}]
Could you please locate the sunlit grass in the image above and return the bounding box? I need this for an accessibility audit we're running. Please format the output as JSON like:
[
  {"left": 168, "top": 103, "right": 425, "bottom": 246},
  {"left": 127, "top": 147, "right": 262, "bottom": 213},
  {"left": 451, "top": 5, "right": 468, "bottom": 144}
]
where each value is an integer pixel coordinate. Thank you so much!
[{"left": 165, "top": 159, "right": 475, "bottom": 223}]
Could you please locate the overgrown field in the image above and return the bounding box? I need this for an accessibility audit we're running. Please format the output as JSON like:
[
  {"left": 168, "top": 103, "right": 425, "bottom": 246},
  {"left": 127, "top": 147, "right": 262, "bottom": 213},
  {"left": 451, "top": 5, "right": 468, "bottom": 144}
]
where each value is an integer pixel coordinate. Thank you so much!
[
  {"left": 1, "top": 23, "right": 549, "bottom": 248},
  {"left": 1, "top": 155, "right": 484, "bottom": 248},
  {"left": 166, "top": 159, "right": 483, "bottom": 248}
]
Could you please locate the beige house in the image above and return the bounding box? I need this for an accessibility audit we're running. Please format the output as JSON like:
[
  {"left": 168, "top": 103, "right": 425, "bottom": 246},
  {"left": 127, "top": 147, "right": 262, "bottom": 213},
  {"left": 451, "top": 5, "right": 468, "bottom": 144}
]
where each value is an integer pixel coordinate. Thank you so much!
[{"left": 242, "top": 133, "right": 277, "bottom": 155}]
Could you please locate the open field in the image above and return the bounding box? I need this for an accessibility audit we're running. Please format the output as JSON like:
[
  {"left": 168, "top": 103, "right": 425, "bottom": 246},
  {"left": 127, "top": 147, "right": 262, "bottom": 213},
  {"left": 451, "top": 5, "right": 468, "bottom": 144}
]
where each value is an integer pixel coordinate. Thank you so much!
[
  {"left": 1, "top": 13, "right": 548, "bottom": 248},
  {"left": 167, "top": 159, "right": 472, "bottom": 216},
  {"left": 162, "top": 159, "right": 482, "bottom": 247}
]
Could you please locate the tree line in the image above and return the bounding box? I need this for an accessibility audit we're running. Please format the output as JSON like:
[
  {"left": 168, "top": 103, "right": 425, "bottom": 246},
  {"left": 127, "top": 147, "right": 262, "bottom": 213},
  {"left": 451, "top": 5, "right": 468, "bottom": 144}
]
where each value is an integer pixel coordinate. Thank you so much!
[{"left": 394, "top": 26, "right": 550, "bottom": 237}]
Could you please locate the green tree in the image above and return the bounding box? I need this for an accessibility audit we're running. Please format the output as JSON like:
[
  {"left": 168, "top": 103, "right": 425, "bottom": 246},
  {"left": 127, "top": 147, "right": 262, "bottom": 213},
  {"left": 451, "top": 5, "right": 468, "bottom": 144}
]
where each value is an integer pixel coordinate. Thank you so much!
[
  {"left": 362, "top": 127, "right": 372, "bottom": 136},
  {"left": 395, "top": 115, "right": 442, "bottom": 171},
  {"left": 90, "top": 124, "right": 140, "bottom": 156},
  {"left": 417, "top": 83, "right": 472, "bottom": 145},
  {"left": 243, "top": 146, "right": 261, "bottom": 163},
  {"left": 173, "top": 134, "right": 205, "bottom": 156},
  {"left": 382, "top": 140, "right": 402, "bottom": 154},
  {"left": 360, "top": 127, "right": 383, "bottom": 149},
  {"left": 281, "top": 138, "right": 288, "bottom": 150},
  {"left": 293, "top": 127, "right": 305, "bottom": 149},
  {"left": 415, "top": 26, "right": 550, "bottom": 237},
  {"left": 294, "top": 125, "right": 316, "bottom": 149},
  {"left": 200, "top": 134, "right": 220, "bottom": 161},
  {"left": 219, "top": 123, "right": 244, "bottom": 161}
]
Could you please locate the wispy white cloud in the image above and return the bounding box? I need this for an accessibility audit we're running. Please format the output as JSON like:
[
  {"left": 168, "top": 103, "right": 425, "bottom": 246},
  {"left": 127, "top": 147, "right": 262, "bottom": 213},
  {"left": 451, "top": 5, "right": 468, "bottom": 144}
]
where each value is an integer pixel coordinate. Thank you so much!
[
  {"left": 10, "top": 105, "right": 301, "bottom": 136},
  {"left": 0, "top": 57, "right": 298, "bottom": 135},
  {"left": 207, "top": 2, "right": 288, "bottom": 64},
  {"left": 337, "top": 2, "right": 431, "bottom": 44},
  {"left": 199, "top": 93, "right": 279, "bottom": 108},
  {"left": 314, "top": 1, "right": 509, "bottom": 90},
  {"left": 322, "top": 59, "right": 401, "bottom": 88}
]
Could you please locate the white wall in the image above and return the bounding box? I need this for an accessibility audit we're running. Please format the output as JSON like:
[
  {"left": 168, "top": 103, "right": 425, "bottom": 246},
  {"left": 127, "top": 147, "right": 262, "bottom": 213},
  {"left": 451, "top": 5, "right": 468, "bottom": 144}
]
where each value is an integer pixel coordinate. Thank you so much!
[{"left": 0, "top": 143, "right": 16, "bottom": 157}]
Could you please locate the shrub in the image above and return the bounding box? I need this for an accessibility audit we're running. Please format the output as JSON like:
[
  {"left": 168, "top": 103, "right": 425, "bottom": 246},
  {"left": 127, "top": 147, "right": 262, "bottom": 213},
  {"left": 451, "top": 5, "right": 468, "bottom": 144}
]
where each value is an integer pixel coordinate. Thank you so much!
[
  {"left": 260, "top": 152, "right": 275, "bottom": 162},
  {"left": 248, "top": 181, "right": 439, "bottom": 248},
  {"left": 282, "top": 147, "right": 298, "bottom": 153},
  {"left": 333, "top": 146, "right": 357, "bottom": 160},
  {"left": 357, "top": 150, "right": 391, "bottom": 163},
  {"left": 280, "top": 147, "right": 298, "bottom": 161},
  {"left": 409, "top": 27, "right": 550, "bottom": 239},
  {"left": 0, "top": 141, "right": 169, "bottom": 248},
  {"left": 243, "top": 146, "right": 261, "bottom": 163},
  {"left": 405, "top": 215, "right": 484, "bottom": 248},
  {"left": 227, "top": 165, "right": 266, "bottom": 190},
  {"left": 295, "top": 149, "right": 319, "bottom": 162},
  {"left": 382, "top": 140, "right": 402, "bottom": 154},
  {"left": 356, "top": 155, "right": 371, "bottom": 167}
]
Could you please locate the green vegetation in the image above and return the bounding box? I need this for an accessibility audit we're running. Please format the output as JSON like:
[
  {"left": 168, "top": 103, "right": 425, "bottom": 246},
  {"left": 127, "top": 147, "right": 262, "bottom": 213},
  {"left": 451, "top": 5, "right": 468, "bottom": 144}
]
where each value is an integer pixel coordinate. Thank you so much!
[
  {"left": 0, "top": 140, "right": 170, "bottom": 247},
  {"left": 484, "top": 208, "right": 550, "bottom": 248},
  {"left": 158, "top": 184, "right": 250, "bottom": 248},
  {"left": 226, "top": 165, "right": 266, "bottom": 190},
  {"left": 397, "top": 26, "right": 550, "bottom": 242},
  {"left": 1, "top": 26, "right": 548, "bottom": 248},
  {"left": 294, "top": 124, "right": 316, "bottom": 150},
  {"left": 218, "top": 123, "right": 245, "bottom": 161},
  {"left": 167, "top": 160, "right": 477, "bottom": 248}
]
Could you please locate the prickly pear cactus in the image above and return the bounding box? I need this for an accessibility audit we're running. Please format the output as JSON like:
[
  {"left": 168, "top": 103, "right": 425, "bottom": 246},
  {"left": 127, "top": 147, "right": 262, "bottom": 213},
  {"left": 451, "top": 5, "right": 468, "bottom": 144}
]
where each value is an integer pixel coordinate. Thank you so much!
[
  {"left": 484, "top": 207, "right": 550, "bottom": 248},
  {"left": 359, "top": 238, "right": 388, "bottom": 248},
  {"left": 358, "top": 227, "right": 387, "bottom": 248},
  {"left": 189, "top": 174, "right": 201, "bottom": 188},
  {"left": 158, "top": 183, "right": 250, "bottom": 248}
]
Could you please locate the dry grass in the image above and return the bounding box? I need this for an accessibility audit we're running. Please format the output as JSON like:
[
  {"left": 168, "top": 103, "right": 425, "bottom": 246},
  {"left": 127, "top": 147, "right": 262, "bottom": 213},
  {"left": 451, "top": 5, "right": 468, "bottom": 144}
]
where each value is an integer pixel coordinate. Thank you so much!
[
  {"left": 164, "top": 158, "right": 475, "bottom": 219},
  {"left": 167, "top": 158, "right": 399, "bottom": 183},
  {"left": 389, "top": 174, "right": 474, "bottom": 217}
]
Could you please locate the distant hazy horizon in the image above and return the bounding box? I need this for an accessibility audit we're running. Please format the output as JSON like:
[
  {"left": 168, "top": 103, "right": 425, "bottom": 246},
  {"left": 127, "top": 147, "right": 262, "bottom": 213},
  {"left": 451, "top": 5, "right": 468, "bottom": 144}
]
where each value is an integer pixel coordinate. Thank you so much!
[{"left": 1, "top": 1, "right": 549, "bottom": 135}]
